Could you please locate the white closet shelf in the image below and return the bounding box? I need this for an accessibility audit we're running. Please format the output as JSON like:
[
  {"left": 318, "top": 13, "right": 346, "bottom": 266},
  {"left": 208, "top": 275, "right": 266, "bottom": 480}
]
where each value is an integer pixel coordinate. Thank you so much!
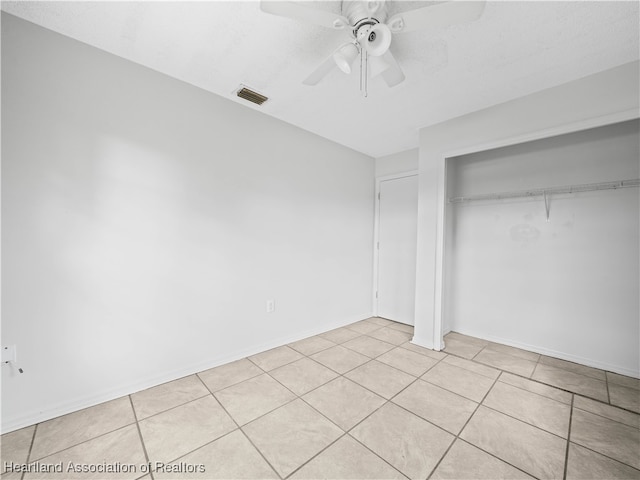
[{"left": 448, "top": 178, "right": 640, "bottom": 204}]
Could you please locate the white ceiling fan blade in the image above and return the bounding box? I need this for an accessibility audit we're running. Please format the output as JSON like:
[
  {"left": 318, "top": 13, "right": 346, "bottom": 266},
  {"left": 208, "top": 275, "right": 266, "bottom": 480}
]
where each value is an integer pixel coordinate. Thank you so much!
[
  {"left": 303, "top": 56, "right": 336, "bottom": 85},
  {"left": 369, "top": 55, "right": 390, "bottom": 78},
  {"left": 260, "top": 1, "right": 349, "bottom": 30},
  {"left": 387, "top": 1, "right": 486, "bottom": 34},
  {"left": 380, "top": 50, "right": 405, "bottom": 87},
  {"left": 303, "top": 43, "right": 357, "bottom": 85}
]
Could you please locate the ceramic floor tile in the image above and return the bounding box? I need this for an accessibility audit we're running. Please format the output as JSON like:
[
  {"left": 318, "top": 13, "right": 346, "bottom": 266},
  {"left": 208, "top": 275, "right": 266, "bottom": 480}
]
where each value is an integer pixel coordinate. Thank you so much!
[
  {"left": 248, "top": 345, "right": 303, "bottom": 371},
  {"left": 341, "top": 335, "right": 395, "bottom": 358},
  {"left": 320, "top": 327, "right": 362, "bottom": 344},
  {"left": 400, "top": 342, "right": 447, "bottom": 360},
  {"left": 310, "top": 345, "right": 369, "bottom": 374},
  {"left": 608, "top": 382, "right": 640, "bottom": 413},
  {"left": 474, "top": 349, "right": 538, "bottom": 377},
  {"left": 351, "top": 402, "right": 454, "bottom": 480},
  {"left": 442, "top": 355, "right": 500, "bottom": 379},
  {"left": 1, "top": 471, "right": 23, "bottom": 480},
  {"left": 566, "top": 442, "right": 640, "bottom": 480},
  {"left": 570, "top": 408, "right": 640, "bottom": 469},
  {"left": 484, "top": 381, "right": 571, "bottom": 437},
  {"left": 153, "top": 429, "right": 278, "bottom": 480},
  {"left": 460, "top": 406, "right": 566, "bottom": 479},
  {"left": 484, "top": 342, "right": 540, "bottom": 362},
  {"left": 30, "top": 397, "right": 136, "bottom": 461},
  {"left": 213, "top": 373, "right": 295, "bottom": 426},
  {"left": 1, "top": 425, "right": 35, "bottom": 469},
  {"left": 302, "top": 377, "right": 386, "bottom": 431},
  {"left": 573, "top": 395, "right": 639, "bottom": 428},
  {"left": 430, "top": 439, "right": 535, "bottom": 480},
  {"left": 393, "top": 380, "right": 477, "bottom": 434},
  {"left": 139, "top": 395, "right": 235, "bottom": 464},
  {"left": 367, "top": 317, "right": 394, "bottom": 326},
  {"left": 131, "top": 375, "right": 209, "bottom": 420},
  {"left": 532, "top": 363, "right": 608, "bottom": 402},
  {"left": 24, "top": 425, "right": 145, "bottom": 480},
  {"left": 290, "top": 434, "right": 405, "bottom": 479},
  {"left": 242, "top": 399, "right": 343, "bottom": 478},
  {"left": 268, "top": 357, "right": 338, "bottom": 396},
  {"left": 376, "top": 347, "right": 438, "bottom": 377},
  {"left": 422, "top": 362, "right": 495, "bottom": 402},
  {"left": 386, "top": 322, "right": 414, "bottom": 334},
  {"left": 288, "top": 336, "right": 336, "bottom": 356},
  {"left": 442, "top": 337, "right": 484, "bottom": 359},
  {"left": 607, "top": 371, "right": 640, "bottom": 390},
  {"left": 539, "top": 355, "right": 606, "bottom": 380},
  {"left": 345, "top": 320, "right": 384, "bottom": 334},
  {"left": 499, "top": 372, "right": 572, "bottom": 404},
  {"left": 445, "top": 332, "right": 489, "bottom": 348},
  {"left": 367, "top": 327, "right": 412, "bottom": 346},
  {"left": 197, "top": 358, "right": 263, "bottom": 393},
  {"left": 345, "top": 360, "right": 415, "bottom": 399}
]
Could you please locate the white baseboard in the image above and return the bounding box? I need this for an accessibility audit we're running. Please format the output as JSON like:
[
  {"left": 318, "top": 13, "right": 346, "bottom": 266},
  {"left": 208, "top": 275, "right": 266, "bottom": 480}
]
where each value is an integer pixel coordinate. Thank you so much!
[
  {"left": 410, "top": 334, "right": 436, "bottom": 351},
  {"left": 451, "top": 328, "right": 640, "bottom": 379},
  {"left": 1, "top": 313, "right": 372, "bottom": 433}
]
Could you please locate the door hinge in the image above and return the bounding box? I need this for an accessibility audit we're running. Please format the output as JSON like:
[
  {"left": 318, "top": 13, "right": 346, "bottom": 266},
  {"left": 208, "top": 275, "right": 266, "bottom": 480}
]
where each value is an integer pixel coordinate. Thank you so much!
[
  {"left": 377, "top": 242, "right": 380, "bottom": 249},
  {"left": 378, "top": 192, "right": 381, "bottom": 200},
  {"left": 375, "top": 291, "right": 378, "bottom": 298}
]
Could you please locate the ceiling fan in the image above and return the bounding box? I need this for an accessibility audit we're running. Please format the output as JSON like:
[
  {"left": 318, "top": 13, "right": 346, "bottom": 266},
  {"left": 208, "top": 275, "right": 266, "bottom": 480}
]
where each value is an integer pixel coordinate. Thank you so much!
[{"left": 260, "top": 0, "right": 486, "bottom": 92}]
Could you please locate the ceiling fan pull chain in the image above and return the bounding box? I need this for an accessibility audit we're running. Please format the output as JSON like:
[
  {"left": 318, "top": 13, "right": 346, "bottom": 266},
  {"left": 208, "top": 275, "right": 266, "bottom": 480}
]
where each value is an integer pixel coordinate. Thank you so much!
[
  {"left": 359, "top": 49, "right": 363, "bottom": 95},
  {"left": 361, "top": 50, "right": 368, "bottom": 98}
]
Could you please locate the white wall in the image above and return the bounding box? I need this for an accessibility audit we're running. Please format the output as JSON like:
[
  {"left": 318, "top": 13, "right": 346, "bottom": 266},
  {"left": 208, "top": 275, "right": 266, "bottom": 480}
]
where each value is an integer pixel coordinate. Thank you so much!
[
  {"left": 446, "top": 120, "right": 639, "bottom": 375},
  {"left": 414, "top": 61, "right": 640, "bottom": 362},
  {"left": 375, "top": 149, "right": 418, "bottom": 178},
  {"left": 1, "top": 14, "right": 375, "bottom": 432}
]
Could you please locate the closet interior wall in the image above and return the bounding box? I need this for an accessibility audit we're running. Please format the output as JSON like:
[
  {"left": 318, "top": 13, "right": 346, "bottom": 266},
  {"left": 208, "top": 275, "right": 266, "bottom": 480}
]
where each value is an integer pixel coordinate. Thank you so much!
[{"left": 443, "top": 119, "right": 640, "bottom": 377}]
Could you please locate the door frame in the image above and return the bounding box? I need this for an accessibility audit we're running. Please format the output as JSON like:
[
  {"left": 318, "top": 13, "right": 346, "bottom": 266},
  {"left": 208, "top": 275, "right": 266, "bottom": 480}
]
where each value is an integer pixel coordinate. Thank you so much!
[{"left": 373, "top": 171, "right": 419, "bottom": 317}]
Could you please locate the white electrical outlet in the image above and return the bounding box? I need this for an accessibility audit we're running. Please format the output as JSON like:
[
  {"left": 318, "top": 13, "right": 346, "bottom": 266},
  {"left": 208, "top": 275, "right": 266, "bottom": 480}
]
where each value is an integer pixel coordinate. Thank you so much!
[
  {"left": 266, "top": 299, "right": 275, "bottom": 313},
  {"left": 2, "top": 345, "right": 17, "bottom": 364}
]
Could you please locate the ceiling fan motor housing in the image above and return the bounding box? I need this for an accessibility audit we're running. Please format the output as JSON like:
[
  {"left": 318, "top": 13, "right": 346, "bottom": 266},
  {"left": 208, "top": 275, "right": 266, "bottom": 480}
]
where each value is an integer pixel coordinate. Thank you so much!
[
  {"left": 343, "top": 1, "right": 391, "bottom": 56},
  {"left": 343, "top": 0, "right": 389, "bottom": 35}
]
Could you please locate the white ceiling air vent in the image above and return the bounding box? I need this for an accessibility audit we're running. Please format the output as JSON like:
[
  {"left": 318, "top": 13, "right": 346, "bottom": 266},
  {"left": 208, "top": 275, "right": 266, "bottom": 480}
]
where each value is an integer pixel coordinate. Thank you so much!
[{"left": 236, "top": 85, "right": 268, "bottom": 106}]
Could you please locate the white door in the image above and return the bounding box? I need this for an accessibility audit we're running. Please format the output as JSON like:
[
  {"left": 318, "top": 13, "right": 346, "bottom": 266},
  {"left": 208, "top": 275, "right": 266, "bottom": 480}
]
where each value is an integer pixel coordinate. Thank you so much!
[{"left": 376, "top": 175, "right": 419, "bottom": 325}]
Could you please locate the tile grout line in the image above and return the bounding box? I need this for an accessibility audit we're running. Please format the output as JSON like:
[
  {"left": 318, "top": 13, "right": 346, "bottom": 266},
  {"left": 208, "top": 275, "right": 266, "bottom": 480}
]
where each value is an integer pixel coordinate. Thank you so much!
[
  {"left": 196, "top": 364, "right": 264, "bottom": 395},
  {"left": 532, "top": 348, "right": 543, "bottom": 380},
  {"left": 332, "top": 353, "right": 451, "bottom": 479},
  {"left": 427, "top": 371, "right": 542, "bottom": 480},
  {"left": 4, "top": 324, "right": 637, "bottom": 479},
  {"left": 563, "top": 394, "right": 575, "bottom": 480},
  {"left": 277, "top": 329, "right": 420, "bottom": 479},
  {"left": 128, "top": 395, "right": 155, "bottom": 480},
  {"left": 425, "top": 372, "right": 502, "bottom": 479},
  {"left": 447, "top": 344, "right": 614, "bottom": 410},
  {"left": 572, "top": 399, "right": 640, "bottom": 426},
  {"left": 22, "top": 423, "right": 142, "bottom": 473},
  {"left": 194, "top": 372, "right": 284, "bottom": 480},
  {"left": 133, "top": 392, "right": 211, "bottom": 424},
  {"left": 245, "top": 346, "right": 304, "bottom": 374},
  {"left": 494, "top": 375, "right": 572, "bottom": 406},
  {"left": 479, "top": 401, "right": 571, "bottom": 442},
  {"left": 242, "top": 338, "right": 411, "bottom": 479},
  {"left": 565, "top": 438, "right": 640, "bottom": 472},
  {"left": 19, "top": 423, "right": 38, "bottom": 480}
]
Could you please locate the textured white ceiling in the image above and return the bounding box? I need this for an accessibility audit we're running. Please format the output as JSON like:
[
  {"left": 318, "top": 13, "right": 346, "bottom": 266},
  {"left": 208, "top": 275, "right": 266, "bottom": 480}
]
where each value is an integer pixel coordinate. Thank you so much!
[{"left": 3, "top": 1, "right": 639, "bottom": 157}]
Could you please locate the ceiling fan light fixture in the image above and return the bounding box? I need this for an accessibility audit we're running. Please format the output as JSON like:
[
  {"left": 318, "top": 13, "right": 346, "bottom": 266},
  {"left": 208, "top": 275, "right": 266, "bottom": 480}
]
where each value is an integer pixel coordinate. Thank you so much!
[
  {"left": 333, "top": 43, "right": 359, "bottom": 74},
  {"left": 369, "top": 54, "right": 390, "bottom": 77},
  {"left": 360, "top": 23, "right": 392, "bottom": 56}
]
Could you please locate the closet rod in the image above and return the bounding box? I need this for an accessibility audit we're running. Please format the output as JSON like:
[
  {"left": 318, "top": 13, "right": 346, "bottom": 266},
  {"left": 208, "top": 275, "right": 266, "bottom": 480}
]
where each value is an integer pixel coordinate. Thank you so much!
[{"left": 448, "top": 178, "right": 640, "bottom": 204}]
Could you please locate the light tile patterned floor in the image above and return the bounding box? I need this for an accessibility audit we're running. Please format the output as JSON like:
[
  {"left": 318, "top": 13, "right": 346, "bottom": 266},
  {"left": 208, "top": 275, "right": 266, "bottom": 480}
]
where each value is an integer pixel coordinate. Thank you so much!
[{"left": 2, "top": 319, "right": 639, "bottom": 479}]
